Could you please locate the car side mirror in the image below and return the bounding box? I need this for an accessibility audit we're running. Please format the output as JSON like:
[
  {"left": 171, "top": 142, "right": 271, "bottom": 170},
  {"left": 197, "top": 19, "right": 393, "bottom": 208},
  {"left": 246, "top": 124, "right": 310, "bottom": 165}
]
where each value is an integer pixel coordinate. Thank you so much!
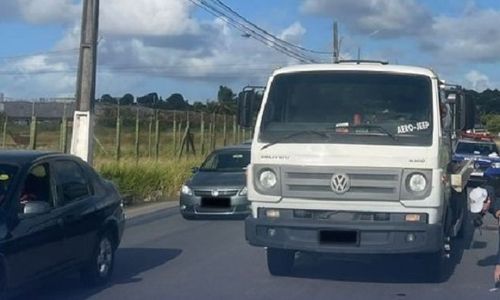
[
  {"left": 23, "top": 201, "right": 51, "bottom": 215},
  {"left": 191, "top": 167, "right": 199, "bottom": 174}
]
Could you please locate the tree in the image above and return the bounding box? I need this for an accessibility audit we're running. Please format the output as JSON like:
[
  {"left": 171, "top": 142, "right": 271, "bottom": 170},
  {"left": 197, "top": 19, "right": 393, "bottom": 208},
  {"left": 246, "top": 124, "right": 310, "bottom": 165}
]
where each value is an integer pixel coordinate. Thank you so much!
[
  {"left": 164, "top": 93, "right": 190, "bottom": 110},
  {"left": 215, "top": 86, "right": 236, "bottom": 114},
  {"left": 485, "top": 115, "right": 500, "bottom": 134},
  {"left": 137, "top": 92, "right": 159, "bottom": 107},
  {"left": 217, "top": 85, "right": 235, "bottom": 103},
  {"left": 100, "top": 94, "right": 116, "bottom": 104},
  {"left": 120, "top": 93, "right": 134, "bottom": 105}
]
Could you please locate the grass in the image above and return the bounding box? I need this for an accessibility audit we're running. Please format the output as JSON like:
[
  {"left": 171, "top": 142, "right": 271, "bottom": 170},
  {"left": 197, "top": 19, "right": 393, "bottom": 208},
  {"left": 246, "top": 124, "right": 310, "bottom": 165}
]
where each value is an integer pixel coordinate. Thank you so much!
[{"left": 96, "top": 157, "right": 203, "bottom": 205}]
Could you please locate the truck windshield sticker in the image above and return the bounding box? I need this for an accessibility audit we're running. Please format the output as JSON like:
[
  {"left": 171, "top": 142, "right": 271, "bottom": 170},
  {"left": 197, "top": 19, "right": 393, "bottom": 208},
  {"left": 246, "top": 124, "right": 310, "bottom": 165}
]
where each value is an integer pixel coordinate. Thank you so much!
[{"left": 397, "top": 121, "right": 430, "bottom": 134}]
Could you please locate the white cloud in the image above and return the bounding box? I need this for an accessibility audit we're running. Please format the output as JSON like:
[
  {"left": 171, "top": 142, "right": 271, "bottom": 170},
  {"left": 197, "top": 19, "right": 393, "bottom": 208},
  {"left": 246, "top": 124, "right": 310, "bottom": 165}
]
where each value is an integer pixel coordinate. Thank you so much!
[
  {"left": 465, "top": 70, "right": 491, "bottom": 91},
  {"left": 18, "top": 0, "right": 80, "bottom": 24},
  {"left": 301, "top": 0, "right": 432, "bottom": 37},
  {"left": 100, "top": 0, "right": 199, "bottom": 36},
  {"left": 279, "top": 22, "right": 306, "bottom": 44},
  {"left": 422, "top": 9, "right": 500, "bottom": 63}
]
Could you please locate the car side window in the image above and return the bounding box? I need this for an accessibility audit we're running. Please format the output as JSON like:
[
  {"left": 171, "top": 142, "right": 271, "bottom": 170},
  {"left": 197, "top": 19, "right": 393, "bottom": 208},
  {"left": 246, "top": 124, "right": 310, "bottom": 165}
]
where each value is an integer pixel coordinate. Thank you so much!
[
  {"left": 19, "top": 163, "right": 54, "bottom": 213},
  {"left": 53, "top": 160, "right": 91, "bottom": 206}
]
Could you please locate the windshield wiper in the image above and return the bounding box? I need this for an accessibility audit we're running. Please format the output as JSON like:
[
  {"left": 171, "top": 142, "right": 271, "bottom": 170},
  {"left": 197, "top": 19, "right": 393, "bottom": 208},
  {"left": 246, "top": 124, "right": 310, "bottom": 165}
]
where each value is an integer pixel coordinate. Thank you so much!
[
  {"left": 261, "top": 130, "right": 330, "bottom": 150},
  {"left": 333, "top": 124, "right": 398, "bottom": 141}
]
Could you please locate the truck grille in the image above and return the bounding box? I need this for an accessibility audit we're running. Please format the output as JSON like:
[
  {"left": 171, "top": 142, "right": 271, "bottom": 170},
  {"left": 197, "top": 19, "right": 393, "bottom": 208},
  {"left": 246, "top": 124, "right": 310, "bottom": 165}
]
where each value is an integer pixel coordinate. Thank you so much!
[{"left": 281, "top": 166, "right": 402, "bottom": 201}]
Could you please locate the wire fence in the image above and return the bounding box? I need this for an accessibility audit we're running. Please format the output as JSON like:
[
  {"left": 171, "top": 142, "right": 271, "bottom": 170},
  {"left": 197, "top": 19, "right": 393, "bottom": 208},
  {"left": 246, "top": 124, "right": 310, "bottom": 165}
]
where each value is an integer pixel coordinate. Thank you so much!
[{"left": 0, "top": 102, "right": 251, "bottom": 161}]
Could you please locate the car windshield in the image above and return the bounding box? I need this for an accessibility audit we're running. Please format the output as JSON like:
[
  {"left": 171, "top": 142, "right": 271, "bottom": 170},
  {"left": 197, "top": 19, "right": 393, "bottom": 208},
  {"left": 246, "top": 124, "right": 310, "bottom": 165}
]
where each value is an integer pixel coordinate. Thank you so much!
[
  {"left": 455, "top": 142, "right": 499, "bottom": 156},
  {"left": 259, "top": 71, "right": 434, "bottom": 146},
  {"left": 200, "top": 150, "right": 250, "bottom": 172},
  {"left": 0, "top": 164, "right": 19, "bottom": 205}
]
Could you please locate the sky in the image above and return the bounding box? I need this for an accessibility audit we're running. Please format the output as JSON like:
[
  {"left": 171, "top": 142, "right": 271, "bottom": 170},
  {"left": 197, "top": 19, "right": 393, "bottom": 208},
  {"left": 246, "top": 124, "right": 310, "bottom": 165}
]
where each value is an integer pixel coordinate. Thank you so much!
[{"left": 0, "top": 0, "right": 500, "bottom": 102}]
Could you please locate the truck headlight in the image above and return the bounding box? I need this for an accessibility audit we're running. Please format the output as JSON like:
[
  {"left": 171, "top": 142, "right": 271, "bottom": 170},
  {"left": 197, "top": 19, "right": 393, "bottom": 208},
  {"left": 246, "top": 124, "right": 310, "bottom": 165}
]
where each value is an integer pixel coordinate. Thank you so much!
[
  {"left": 407, "top": 173, "right": 427, "bottom": 193},
  {"left": 181, "top": 184, "right": 193, "bottom": 196},
  {"left": 492, "top": 162, "right": 500, "bottom": 168},
  {"left": 259, "top": 170, "right": 277, "bottom": 189}
]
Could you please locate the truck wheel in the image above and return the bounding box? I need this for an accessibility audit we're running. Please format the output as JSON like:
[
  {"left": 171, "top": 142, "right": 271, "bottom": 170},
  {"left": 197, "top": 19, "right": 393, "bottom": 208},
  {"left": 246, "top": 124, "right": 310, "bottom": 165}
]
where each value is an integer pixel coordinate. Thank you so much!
[
  {"left": 81, "top": 232, "right": 116, "bottom": 286},
  {"left": 0, "top": 265, "right": 6, "bottom": 299},
  {"left": 428, "top": 250, "right": 447, "bottom": 283},
  {"left": 266, "top": 248, "right": 295, "bottom": 276}
]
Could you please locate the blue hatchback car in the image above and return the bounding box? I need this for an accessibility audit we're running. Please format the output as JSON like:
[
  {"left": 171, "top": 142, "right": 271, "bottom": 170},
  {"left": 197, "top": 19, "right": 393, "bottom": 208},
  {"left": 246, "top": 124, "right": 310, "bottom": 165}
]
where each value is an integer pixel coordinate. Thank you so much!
[{"left": 453, "top": 138, "right": 500, "bottom": 184}]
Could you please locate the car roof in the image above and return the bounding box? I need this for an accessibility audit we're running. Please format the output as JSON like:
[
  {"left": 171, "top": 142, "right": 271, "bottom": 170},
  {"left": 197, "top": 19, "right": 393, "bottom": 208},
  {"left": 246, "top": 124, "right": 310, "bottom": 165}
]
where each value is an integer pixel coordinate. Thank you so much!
[
  {"left": 456, "top": 139, "right": 496, "bottom": 145},
  {"left": 0, "top": 150, "right": 68, "bottom": 166},
  {"left": 214, "top": 143, "right": 251, "bottom": 152}
]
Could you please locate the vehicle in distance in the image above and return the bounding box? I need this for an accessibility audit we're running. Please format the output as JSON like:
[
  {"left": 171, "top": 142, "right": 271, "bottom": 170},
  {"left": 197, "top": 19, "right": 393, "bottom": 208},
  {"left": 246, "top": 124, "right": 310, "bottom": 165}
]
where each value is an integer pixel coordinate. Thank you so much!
[
  {"left": 452, "top": 137, "right": 500, "bottom": 184},
  {"left": 0, "top": 151, "right": 125, "bottom": 297},
  {"left": 180, "top": 144, "right": 251, "bottom": 219}
]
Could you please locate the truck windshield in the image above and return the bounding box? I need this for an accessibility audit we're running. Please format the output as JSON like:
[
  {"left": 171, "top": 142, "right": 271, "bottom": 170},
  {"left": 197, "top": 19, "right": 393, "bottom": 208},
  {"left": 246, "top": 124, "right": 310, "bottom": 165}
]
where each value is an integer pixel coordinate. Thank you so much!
[{"left": 259, "top": 71, "right": 434, "bottom": 146}]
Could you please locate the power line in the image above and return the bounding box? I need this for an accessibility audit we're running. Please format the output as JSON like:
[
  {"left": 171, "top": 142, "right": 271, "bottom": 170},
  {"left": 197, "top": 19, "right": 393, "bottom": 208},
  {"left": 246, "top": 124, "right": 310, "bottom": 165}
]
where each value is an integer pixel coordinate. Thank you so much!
[
  {"left": 209, "top": 0, "right": 332, "bottom": 55},
  {"left": 186, "top": 0, "right": 316, "bottom": 63}
]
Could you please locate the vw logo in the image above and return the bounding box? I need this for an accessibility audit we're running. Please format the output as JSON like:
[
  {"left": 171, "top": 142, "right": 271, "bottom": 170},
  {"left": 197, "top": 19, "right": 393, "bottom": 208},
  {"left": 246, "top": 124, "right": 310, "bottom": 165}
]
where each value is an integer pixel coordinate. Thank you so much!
[
  {"left": 211, "top": 189, "right": 219, "bottom": 197},
  {"left": 331, "top": 173, "right": 351, "bottom": 194}
]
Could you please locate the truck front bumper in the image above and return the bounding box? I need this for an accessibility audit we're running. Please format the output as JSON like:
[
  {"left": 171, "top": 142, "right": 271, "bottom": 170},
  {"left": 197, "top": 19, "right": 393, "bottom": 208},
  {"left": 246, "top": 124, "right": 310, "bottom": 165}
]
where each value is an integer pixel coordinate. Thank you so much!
[{"left": 245, "top": 217, "right": 443, "bottom": 254}]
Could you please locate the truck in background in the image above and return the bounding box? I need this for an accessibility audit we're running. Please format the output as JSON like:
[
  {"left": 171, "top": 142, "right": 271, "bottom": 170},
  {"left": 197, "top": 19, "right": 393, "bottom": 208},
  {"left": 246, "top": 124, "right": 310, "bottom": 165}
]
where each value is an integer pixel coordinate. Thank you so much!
[{"left": 238, "top": 61, "right": 474, "bottom": 281}]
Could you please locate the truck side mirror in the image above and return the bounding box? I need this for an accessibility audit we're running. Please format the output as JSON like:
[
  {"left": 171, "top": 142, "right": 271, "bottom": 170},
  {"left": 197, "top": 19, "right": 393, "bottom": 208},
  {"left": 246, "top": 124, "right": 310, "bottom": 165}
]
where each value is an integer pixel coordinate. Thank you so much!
[{"left": 238, "top": 90, "right": 254, "bottom": 128}]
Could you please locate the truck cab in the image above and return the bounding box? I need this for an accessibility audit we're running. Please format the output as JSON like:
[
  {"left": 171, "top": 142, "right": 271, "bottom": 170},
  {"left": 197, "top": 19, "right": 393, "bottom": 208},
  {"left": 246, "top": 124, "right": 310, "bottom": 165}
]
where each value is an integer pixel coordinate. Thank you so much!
[{"left": 240, "top": 62, "right": 469, "bottom": 279}]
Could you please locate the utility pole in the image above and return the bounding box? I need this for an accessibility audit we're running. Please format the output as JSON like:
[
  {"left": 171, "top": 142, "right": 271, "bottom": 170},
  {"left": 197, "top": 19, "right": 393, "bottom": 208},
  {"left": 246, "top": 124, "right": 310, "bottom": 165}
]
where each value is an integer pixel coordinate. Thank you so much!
[
  {"left": 333, "top": 21, "right": 339, "bottom": 63},
  {"left": 71, "top": 0, "right": 99, "bottom": 164}
]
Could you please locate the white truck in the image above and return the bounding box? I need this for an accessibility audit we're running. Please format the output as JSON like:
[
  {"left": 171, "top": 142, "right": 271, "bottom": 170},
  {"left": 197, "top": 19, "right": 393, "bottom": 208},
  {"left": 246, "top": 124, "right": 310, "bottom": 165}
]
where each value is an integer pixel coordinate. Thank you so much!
[{"left": 238, "top": 61, "right": 471, "bottom": 281}]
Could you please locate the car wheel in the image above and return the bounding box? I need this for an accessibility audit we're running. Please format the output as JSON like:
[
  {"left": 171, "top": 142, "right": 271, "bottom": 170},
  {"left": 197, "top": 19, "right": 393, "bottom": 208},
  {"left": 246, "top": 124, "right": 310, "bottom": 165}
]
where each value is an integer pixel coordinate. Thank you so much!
[
  {"left": 266, "top": 248, "right": 295, "bottom": 276},
  {"left": 81, "top": 232, "right": 115, "bottom": 286},
  {"left": 182, "top": 214, "right": 198, "bottom": 220}
]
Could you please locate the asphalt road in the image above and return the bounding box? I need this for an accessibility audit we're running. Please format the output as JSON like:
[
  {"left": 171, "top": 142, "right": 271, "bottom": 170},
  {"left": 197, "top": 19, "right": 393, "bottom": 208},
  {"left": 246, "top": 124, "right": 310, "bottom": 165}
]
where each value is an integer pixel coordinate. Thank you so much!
[{"left": 15, "top": 205, "right": 500, "bottom": 300}]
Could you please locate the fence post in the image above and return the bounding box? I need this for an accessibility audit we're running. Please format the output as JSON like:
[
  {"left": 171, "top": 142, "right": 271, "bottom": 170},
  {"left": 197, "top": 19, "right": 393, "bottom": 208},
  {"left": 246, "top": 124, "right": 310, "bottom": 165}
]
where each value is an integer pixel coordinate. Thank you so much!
[
  {"left": 115, "top": 102, "right": 121, "bottom": 162},
  {"left": 242, "top": 127, "right": 246, "bottom": 143},
  {"left": 2, "top": 115, "right": 7, "bottom": 148},
  {"left": 232, "top": 115, "right": 237, "bottom": 145},
  {"left": 237, "top": 124, "right": 241, "bottom": 144},
  {"left": 155, "top": 110, "right": 160, "bottom": 161},
  {"left": 59, "top": 102, "right": 68, "bottom": 152},
  {"left": 223, "top": 114, "right": 227, "bottom": 146},
  {"left": 172, "top": 111, "right": 177, "bottom": 155},
  {"left": 135, "top": 106, "right": 140, "bottom": 163},
  {"left": 200, "top": 112, "right": 205, "bottom": 155},
  {"left": 148, "top": 114, "right": 153, "bottom": 158},
  {"left": 60, "top": 117, "right": 68, "bottom": 153},
  {"left": 211, "top": 113, "right": 216, "bottom": 150},
  {"left": 29, "top": 102, "right": 37, "bottom": 150}
]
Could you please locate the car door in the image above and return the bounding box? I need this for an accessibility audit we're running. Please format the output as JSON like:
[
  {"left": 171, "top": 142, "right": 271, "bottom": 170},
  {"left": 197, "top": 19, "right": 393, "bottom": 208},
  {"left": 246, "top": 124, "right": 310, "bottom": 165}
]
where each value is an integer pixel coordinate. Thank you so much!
[
  {"left": 52, "top": 159, "right": 100, "bottom": 265},
  {"left": 3, "top": 162, "right": 66, "bottom": 287}
]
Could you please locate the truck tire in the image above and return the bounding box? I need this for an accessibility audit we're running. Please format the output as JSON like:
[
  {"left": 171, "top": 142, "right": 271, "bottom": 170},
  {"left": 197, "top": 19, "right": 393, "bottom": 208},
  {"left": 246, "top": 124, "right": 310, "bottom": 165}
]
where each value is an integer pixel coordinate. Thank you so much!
[
  {"left": 427, "top": 250, "right": 448, "bottom": 283},
  {"left": 266, "top": 248, "right": 295, "bottom": 276}
]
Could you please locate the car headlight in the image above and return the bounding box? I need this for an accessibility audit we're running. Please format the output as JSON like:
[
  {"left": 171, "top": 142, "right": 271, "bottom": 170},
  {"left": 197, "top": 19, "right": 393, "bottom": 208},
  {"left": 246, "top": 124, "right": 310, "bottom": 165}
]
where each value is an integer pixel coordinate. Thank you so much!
[
  {"left": 239, "top": 186, "right": 248, "bottom": 196},
  {"left": 181, "top": 185, "right": 193, "bottom": 196},
  {"left": 407, "top": 173, "right": 427, "bottom": 193},
  {"left": 259, "top": 170, "right": 277, "bottom": 189},
  {"left": 492, "top": 162, "right": 500, "bottom": 168}
]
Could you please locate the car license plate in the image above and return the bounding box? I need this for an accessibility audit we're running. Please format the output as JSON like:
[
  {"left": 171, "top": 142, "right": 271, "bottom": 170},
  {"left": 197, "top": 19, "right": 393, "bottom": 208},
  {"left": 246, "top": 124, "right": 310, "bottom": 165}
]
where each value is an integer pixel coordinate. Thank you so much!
[
  {"left": 471, "top": 171, "right": 484, "bottom": 177},
  {"left": 201, "top": 197, "right": 231, "bottom": 208}
]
